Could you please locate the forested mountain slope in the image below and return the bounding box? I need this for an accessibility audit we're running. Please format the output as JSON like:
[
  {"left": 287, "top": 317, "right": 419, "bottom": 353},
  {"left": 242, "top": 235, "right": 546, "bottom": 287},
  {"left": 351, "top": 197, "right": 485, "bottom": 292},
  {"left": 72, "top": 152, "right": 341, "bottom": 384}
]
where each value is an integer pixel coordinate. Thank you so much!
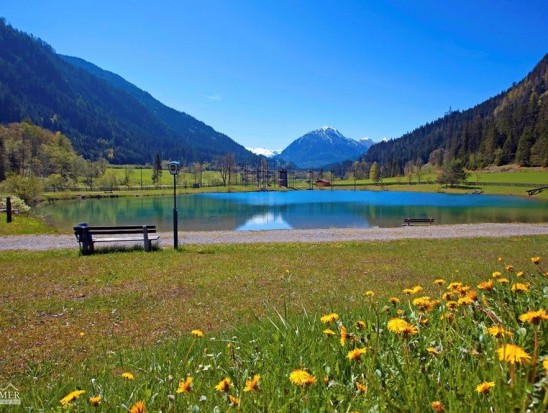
[
  {"left": 0, "top": 19, "right": 257, "bottom": 164},
  {"left": 364, "top": 54, "right": 548, "bottom": 174}
]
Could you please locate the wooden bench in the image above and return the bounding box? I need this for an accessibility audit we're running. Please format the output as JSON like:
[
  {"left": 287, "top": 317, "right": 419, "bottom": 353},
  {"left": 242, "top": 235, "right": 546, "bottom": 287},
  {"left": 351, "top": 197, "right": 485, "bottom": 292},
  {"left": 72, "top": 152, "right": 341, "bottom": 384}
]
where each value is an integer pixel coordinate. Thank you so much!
[
  {"left": 74, "top": 223, "right": 159, "bottom": 255},
  {"left": 403, "top": 218, "right": 435, "bottom": 226}
]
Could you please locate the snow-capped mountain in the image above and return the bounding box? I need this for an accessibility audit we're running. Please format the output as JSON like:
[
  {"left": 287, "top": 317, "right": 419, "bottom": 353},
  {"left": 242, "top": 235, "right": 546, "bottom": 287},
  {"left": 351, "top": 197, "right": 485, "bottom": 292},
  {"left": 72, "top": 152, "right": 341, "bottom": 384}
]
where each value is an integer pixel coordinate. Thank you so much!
[
  {"left": 357, "top": 137, "right": 375, "bottom": 148},
  {"left": 278, "top": 127, "right": 373, "bottom": 169},
  {"left": 245, "top": 147, "right": 281, "bottom": 158}
]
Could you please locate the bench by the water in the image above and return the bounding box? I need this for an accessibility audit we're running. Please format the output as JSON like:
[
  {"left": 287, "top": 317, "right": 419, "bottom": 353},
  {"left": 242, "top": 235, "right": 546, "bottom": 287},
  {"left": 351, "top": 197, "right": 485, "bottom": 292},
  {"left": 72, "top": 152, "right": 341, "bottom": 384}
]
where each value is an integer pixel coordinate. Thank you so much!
[
  {"left": 527, "top": 186, "right": 548, "bottom": 196},
  {"left": 403, "top": 218, "right": 435, "bottom": 226},
  {"left": 74, "top": 223, "right": 159, "bottom": 255}
]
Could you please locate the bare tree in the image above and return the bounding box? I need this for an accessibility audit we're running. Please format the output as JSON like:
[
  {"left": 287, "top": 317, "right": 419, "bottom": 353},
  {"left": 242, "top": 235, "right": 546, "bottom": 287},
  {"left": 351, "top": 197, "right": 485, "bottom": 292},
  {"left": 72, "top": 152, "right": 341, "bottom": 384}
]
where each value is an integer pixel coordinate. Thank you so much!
[{"left": 219, "top": 153, "right": 236, "bottom": 186}]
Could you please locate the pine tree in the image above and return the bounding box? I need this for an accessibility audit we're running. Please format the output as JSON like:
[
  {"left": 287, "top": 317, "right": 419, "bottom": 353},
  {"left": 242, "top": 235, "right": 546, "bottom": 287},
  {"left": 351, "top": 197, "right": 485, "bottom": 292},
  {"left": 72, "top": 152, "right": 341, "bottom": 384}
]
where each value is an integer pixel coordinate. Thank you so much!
[
  {"left": 369, "top": 162, "right": 379, "bottom": 183},
  {"left": 152, "top": 152, "right": 162, "bottom": 185}
]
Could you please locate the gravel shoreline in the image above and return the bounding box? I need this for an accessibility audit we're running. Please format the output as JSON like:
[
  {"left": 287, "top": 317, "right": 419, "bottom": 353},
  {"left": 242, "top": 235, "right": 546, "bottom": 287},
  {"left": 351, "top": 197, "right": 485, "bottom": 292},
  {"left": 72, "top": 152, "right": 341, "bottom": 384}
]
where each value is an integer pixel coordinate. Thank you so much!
[{"left": 0, "top": 223, "right": 547, "bottom": 251}]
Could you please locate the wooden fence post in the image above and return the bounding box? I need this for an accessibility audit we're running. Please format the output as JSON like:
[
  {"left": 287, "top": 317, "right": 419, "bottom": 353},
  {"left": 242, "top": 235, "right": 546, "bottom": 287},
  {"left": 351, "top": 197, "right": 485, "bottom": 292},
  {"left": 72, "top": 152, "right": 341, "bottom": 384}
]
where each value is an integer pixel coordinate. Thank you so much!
[{"left": 6, "top": 197, "right": 12, "bottom": 223}]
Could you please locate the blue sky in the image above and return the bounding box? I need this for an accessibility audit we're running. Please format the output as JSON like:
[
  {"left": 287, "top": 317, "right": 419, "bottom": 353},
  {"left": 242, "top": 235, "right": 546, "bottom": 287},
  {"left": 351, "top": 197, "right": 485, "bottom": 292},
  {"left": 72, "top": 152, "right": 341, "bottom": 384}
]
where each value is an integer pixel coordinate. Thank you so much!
[{"left": 2, "top": 1, "right": 547, "bottom": 151}]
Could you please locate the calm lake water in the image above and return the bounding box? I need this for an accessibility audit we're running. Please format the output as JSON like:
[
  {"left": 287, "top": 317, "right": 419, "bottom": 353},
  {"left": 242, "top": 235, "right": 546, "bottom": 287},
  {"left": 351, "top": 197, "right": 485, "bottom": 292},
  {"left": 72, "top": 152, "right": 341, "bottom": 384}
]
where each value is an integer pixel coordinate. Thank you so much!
[{"left": 38, "top": 190, "right": 548, "bottom": 232}]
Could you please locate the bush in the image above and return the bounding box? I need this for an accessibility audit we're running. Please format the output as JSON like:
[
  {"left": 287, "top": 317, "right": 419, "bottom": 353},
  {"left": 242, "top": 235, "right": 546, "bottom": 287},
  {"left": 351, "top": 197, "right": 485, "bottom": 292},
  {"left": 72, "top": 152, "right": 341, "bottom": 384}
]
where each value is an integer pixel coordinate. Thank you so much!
[
  {"left": 0, "top": 195, "right": 31, "bottom": 214},
  {"left": 0, "top": 175, "right": 43, "bottom": 205}
]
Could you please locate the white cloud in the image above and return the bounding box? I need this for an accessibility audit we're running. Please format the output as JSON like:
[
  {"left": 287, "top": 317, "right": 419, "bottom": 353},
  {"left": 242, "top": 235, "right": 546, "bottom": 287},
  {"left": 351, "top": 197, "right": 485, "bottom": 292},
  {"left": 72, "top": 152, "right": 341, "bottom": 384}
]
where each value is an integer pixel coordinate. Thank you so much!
[
  {"left": 206, "top": 94, "right": 222, "bottom": 101},
  {"left": 246, "top": 147, "right": 281, "bottom": 157}
]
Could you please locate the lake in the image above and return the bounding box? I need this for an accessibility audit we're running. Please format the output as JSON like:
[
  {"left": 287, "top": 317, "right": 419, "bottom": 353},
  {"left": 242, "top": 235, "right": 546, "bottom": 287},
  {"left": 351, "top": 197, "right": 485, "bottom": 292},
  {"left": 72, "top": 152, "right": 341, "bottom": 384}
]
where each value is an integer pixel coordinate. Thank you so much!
[{"left": 37, "top": 190, "right": 548, "bottom": 232}]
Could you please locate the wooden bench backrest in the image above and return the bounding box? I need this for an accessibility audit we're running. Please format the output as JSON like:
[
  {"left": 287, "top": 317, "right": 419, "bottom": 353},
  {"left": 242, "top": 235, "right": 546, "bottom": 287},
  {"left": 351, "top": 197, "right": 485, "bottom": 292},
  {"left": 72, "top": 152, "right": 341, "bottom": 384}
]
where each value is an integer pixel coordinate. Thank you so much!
[
  {"left": 75, "top": 225, "right": 157, "bottom": 235},
  {"left": 404, "top": 218, "right": 434, "bottom": 223}
]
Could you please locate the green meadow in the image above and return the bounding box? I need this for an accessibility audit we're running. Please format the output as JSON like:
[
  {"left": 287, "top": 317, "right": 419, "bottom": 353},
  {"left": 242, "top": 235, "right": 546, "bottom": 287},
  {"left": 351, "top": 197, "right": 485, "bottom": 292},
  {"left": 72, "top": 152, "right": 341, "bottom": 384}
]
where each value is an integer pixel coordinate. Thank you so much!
[
  {"left": 41, "top": 166, "right": 548, "bottom": 202},
  {"left": 1, "top": 237, "right": 546, "bottom": 411}
]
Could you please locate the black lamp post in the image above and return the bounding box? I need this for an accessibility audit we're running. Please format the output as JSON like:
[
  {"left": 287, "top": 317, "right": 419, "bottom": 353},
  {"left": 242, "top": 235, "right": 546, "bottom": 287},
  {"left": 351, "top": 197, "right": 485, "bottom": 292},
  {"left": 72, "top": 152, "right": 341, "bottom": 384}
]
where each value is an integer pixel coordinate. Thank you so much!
[{"left": 167, "top": 161, "right": 180, "bottom": 249}]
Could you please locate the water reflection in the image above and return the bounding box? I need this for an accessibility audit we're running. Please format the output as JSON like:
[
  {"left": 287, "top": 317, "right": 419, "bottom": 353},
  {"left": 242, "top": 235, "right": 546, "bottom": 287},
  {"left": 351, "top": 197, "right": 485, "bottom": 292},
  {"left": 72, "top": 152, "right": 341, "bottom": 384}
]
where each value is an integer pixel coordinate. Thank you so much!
[
  {"left": 37, "top": 190, "right": 548, "bottom": 232},
  {"left": 237, "top": 212, "right": 292, "bottom": 231}
]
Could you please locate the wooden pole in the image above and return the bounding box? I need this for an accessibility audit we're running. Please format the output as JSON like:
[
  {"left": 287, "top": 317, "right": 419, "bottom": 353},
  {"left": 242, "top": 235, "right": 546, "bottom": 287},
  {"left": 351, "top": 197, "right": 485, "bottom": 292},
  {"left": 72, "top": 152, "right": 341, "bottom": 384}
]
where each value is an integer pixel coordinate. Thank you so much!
[{"left": 6, "top": 197, "right": 12, "bottom": 223}]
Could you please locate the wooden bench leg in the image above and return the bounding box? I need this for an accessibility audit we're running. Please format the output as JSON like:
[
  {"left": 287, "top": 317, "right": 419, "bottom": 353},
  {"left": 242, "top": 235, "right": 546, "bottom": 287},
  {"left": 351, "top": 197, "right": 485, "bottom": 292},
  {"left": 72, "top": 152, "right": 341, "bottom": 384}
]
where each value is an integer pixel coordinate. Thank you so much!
[
  {"left": 143, "top": 226, "right": 151, "bottom": 252},
  {"left": 81, "top": 227, "right": 94, "bottom": 255}
]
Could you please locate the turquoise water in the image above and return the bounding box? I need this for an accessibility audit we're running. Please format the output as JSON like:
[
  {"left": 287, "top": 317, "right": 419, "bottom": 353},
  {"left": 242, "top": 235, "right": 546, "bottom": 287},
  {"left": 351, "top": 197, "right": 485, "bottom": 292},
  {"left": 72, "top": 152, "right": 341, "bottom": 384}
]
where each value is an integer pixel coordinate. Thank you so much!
[{"left": 38, "top": 190, "right": 548, "bottom": 232}]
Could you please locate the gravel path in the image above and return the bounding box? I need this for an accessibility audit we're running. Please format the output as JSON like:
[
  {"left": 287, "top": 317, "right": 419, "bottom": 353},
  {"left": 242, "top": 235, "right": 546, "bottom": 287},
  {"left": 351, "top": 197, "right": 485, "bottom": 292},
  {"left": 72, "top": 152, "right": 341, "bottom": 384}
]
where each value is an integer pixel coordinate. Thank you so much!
[{"left": 1, "top": 223, "right": 547, "bottom": 251}]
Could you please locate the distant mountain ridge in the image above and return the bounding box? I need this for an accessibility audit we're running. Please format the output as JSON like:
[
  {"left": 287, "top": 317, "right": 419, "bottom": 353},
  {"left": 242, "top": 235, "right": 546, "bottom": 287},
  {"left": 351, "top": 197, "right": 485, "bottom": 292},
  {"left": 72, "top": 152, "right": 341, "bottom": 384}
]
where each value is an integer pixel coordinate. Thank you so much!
[
  {"left": 0, "top": 19, "right": 257, "bottom": 164},
  {"left": 278, "top": 126, "right": 373, "bottom": 169}
]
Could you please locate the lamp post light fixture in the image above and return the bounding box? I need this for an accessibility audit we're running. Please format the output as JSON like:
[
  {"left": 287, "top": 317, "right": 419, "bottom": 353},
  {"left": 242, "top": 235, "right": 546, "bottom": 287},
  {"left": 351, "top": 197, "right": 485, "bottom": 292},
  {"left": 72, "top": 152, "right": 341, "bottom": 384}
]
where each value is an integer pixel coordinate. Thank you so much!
[{"left": 167, "top": 161, "right": 181, "bottom": 249}]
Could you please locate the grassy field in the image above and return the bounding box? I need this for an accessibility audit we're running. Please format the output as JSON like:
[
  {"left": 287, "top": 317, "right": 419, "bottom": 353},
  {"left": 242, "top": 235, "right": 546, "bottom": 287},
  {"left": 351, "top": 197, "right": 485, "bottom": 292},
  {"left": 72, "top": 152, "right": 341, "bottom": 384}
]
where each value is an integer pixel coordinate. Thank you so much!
[
  {"left": 0, "top": 214, "right": 58, "bottom": 235},
  {"left": 1, "top": 236, "right": 546, "bottom": 411},
  {"left": 43, "top": 165, "right": 548, "bottom": 200}
]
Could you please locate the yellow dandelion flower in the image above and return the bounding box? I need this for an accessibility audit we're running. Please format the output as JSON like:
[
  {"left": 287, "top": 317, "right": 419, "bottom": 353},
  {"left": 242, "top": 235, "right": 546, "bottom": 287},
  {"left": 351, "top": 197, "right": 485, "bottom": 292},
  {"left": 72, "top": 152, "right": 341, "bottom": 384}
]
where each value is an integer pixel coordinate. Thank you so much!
[
  {"left": 497, "top": 344, "right": 531, "bottom": 365},
  {"left": 340, "top": 325, "right": 349, "bottom": 347},
  {"left": 492, "top": 271, "right": 502, "bottom": 278},
  {"left": 457, "top": 286, "right": 471, "bottom": 296},
  {"left": 387, "top": 318, "right": 418, "bottom": 336},
  {"left": 129, "top": 400, "right": 146, "bottom": 413},
  {"left": 497, "top": 277, "right": 509, "bottom": 284},
  {"left": 427, "top": 347, "right": 439, "bottom": 355},
  {"left": 497, "top": 257, "right": 502, "bottom": 262},
  {"left": 355, "top": 320, "right": 366, "bottom": 330},
  {"left": 387, "top": 318, "right": 407, "bottom": 333},
  {"left": 122, "top": 372, "right": 134, "bottom": 380},
  {"left": 519, "top": 309, "right": 548, "bottom": 325},
  {"left": 478, "top": 280, "right": 494, "bottom": 291},
  {"left": 543, "top": 357, "right": 548, "bottom": 374},
  {"left": 420, "top": 317, "right": 430, "bottom": 325},
  {"left": 431, "top": 401, "right": 445, "bottom": 412},
  {"left": 323, "top": 328, "right": 336, "bottom": 336},
  {"left": 466, "top": 290, "right": 478, "bottom": 301},
  {"left": 355, "top": 382, "right": 367, "bottom": 394},
  {"left": 244, "top": 374, "right": 260, "bottom": 392},
  {"left": 447, "top": 282, "right": 463, "bottom": 291},
  {"left": 388, "top": 297, "right": 400, "bottom": 305},
  {"left": 79, "top": 332, "right": 85, "bottom": 337},
  {"left": 396, "top": 309, "right": 404, "bottom": 316},
  {"left": 289, "top": 369, "right": 316, "bottom": 386},
  {"left": 475, "top": 381, "right": 495, "bottom": 395},
  {"left": 516, "top": 271, "right": 525, "bottom": 277},
  {"left": 347, "top": 347, "right": 367, "bottom": 361},
  {"left": 364, "top": 290, "right": 375, "bottom": 297},
  {"left": 323, "top": 376, "right": 329, "bottom": 385},
  {"left": 531, "top": 256, "right": 541, "bottom": 265},
  {"left": 505, "top": 265, "right": 513, "bottom": 272},
  {"left": 403, "top": 288, "right": 414, "bottom": 295},
  {"left": 60, "top": 390, "right": 85, "bottom": 406},
  {"left": 487, "top": 325, "right": 513, "bottom": 338},
  {"left": 446, "top": 300, "right": 459, "bottom": 310},
  {"left": 176, "top": 377, "right": 193, "bottom": 394},
  {"left": 191, "top": 329, "right": 204, "bottom": 337},
  {"left": 411, "top": 285, "right": 423, "bottom": 294},
  {"left": 458, "top": 296, "right": 474, "bottom": 306},
  {"left": 89, "top": 395, "right": 101, "bottom": 406},
  {"left": 442, "top": 292, "right": 453, "bottom": 300},
  {"left": 413, "top": 296, "right": 434, "bottom": 312},
  {"left": 482, "top": 295, "right": 490, "bottom": 307},
  {"left": 511, "top": 283, "right": 529, "bottom": 293},
  {"left": 229, "top": 395, "right": 240, "bottom": 406},
  {"left": 434, "top": 279, "right": 446, "bottom": 286},
  {"left": 403, "top": 325, "right": 418, "bottom": 335},
  {"left": 320, "top": 313, "right": 339, "bottom": 323},
  {"left": 215, "top": 377, "right": 231, "bottom": 392}
]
